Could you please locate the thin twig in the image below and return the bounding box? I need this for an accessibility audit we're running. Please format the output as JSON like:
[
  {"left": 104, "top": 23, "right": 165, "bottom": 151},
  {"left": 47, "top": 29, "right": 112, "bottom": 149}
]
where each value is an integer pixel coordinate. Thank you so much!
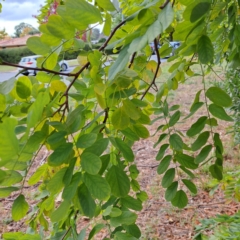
[
  {"left": 141, "top": 38, "right": 161, "bottom": 100},
  {"left": 128, "top": 52, "right": 137, "bottom": 68},
  {"left": 1, "top": 61, "right": 77, "bottom": 77},
  {"left": 160, "top": 0, "right": 171, "bottom": 9}
]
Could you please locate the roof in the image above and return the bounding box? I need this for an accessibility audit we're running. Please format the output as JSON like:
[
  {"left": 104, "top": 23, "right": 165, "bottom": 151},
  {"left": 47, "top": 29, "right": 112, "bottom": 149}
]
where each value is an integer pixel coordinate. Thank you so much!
[{"left": 0, "top": 34, "right": 40, "bottom": 48}]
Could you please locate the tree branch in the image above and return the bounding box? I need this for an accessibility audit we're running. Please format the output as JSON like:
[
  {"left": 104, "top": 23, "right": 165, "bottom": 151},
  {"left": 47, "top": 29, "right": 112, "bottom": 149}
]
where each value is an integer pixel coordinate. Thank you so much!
[
  {"left": 160, "top": 0, "right": 171, "bottom": 9},
  {"left": 141, "top": 38, "right": 161, "bottom": 100},
  {"left": 128, "top": 52, "right": 137, "bottom": 68},
  {"left": 1, "top": 61, "right": 77, "bottom": 77}
]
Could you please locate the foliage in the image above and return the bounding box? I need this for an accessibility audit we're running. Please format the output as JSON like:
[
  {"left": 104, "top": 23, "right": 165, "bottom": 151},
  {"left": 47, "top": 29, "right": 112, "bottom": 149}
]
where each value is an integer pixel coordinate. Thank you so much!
[
  {"left": 0, "top": 47, "right": 34, "bottom": 63},
  {"left": 194, "top": 211, "right": 240, "bottom": 240},
  {"left": 0, "top": 44, "right": 102, "bottom": 63},
  {"left": 0, "top": 0, "right": 238, "bottom": 239},
  {"left": 219, "top": 70, "right": 240, "bottom": 145},
  {"left": 0, "top": 28, "right": 8, "bottom": 40},
  {"left": 14, "top": 22, "right": 39, "bottom": 38}
]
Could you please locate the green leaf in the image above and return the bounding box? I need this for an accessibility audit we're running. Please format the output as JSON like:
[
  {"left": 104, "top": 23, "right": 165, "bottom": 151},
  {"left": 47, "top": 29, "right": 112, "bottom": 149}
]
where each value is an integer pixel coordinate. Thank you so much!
[
  {"left": 3, "top": 233, "right": 41, "bottom": 240},
  {"left": 184, "top": 102, "right": 204, "bottom": 119},
  {"left": 179, "top": 166, "right": 195, "bottom": 178},
  {"left": 114, "top": 232, "right": 138, "bottom": 240},
  {"left": 115, "top": 138, "right": 134, "bottom": 162},
  {"left": 111, "top": 107, "right": 130, "bottom": 130},
  {"left": 195, "top": 144, "right": 212, "bottom": 164},
  {"left": 110, "top": 211, "right": 137, "bottom": 227},
  {"left": 156, "top": 144, "right": 169, "bottom": 160},
  {"left": 171, "top": 190, "right": 188, "bottom": 208},
  {"left": 121, "top": 128, "right": 140, "bottom": 141},
  {"left": 84, "top": 138, "right": 109, "bottom": 156},
  {"left": 123, "top": 224, "right": 141, "bottom": 239},
  {"left": 63, "top": 157, "right": 77, "bottom": 186},
  {"left": 27, "top": 91, "right": 50, "bottom": 129},
  {"left": 27, "top": 36, "right": 51, "bottom": 55},
  {"left": 0, "top": 77, "right": 15, "bottom": 94},
  {"left": 110, "top": 207, "right": 122, "bottom": 217},
  {"left": 169, "top": 133, "right": 184, "bottom": 151},
  {"left": 62, "top": 172, "right": 81, "bottom": 201},
  {"left": 28, "top": 164, "right": 48, "bottom": 185},
  {"left": 45, "top": 52, "right": 58, "bottom": 69},
  {"left": 96, "top": 0, "right": 116, "bottom": 11},
  {"left": 165, "top": 181, "right": 178, "bottom": 201},
  {"left": 76, "top": 133, "right": 98, "bottom": 148},
  {"left": 154, "top": 133, "right": 168, "bottom": 148},
  {"left": 83, "top": 173, "right": 111, "bottom": 200},
  {"left": 51, "top": 200, "right": 70, "bottom": 222},
  {"left": 132, "top": 124, "right": 150, "bottom": 139},
  {"left": 209, "top": 104, "right": 234, "bottom": 121},
  {"left": 0, "top": 170, "right": 23, "bottom": 187},
  {"left": 106, "top": 165, "right": 130, "bottom": 197},
  {"left": 47, "top": 168, "right": 67, "bottom": 195},
  {"left": 99, "top": 154, "right": 110, "bottom": 176},
  {"left": 209, "top": 164, "right": 223, "bottom": 180},
  {"left": 81, "top": 152, "right": 102, "bottom": 175},
  {"left": 157, "top": 155, "right": 172, "bottom": 174},
  {"left": 161, "top": 168, "right": 175, "bottom": 188},
  {"left": 129, "top": 164, "right": 139, "bottom": 179},
  {"left": 0, "top": 187, "right": 19, "bottom": 198},
  {"left": 88, "top": 224, "right": 105, "bottom": 240},
  {"left": 77, "top": 184, "right": 96, "bottom": 218},
  {"left": 123, "top": 99, "right": 140, "bottom": 120},
  {"left": 46, "top": 15, "right": 75, "bottom": 39},
  {"left": 197, "top": 35, "right": 214, "bottom": 64},
  {"left": 206, "top": 87, "right": 232, "bottom": 107},
  {"left": 169, "top": 110, "right": 181, "bottom": 127},
  {"left": 48, "top": 143, "right": 73, "bottom": 166},
  {"left": 121, "top": 196, "right": 142, "bottom": 211},
  {"left": 0, "top": 94, "right": 6, "bottom": 112},
  {"left": 213, "top": 133, "right": 223, "bottom": 154},
  {"left": 175, "top": 153, "right": 198, "bottom": 169},
  {"left": 190, "top": 2, "right": 211, "bottom": 22},
  {"left": 65, "top": 0, "right": 102, "bottom": 30},
  {"left": 103, "top": 12, "right": 111, "bottom": 36},
  {"left": 109, "top": 46, "right": 131, "bottom": 80},
  {"left": 0, "top": 118, "right": 19, "bottom": 161},
  {"left": 12, "top": 194, "right": 29, "bottom": 221},
  {"left": 182, "top": 179, "right": 197, "bottom": 194},
  {"left": 191, "top": 131, "right": 210, "bottom": 151},
  {"left": 0, "top": 169, "right": 6, "bottom": 183},
  {"left": 186, "top": 116, "right": 207, "bottom": 137}
]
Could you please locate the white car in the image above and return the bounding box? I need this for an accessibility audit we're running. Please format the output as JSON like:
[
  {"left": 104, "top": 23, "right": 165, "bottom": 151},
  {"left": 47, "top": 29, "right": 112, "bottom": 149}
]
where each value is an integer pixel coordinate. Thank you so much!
[{"left": 18, "top": 55, "right": 69, "bottom": 76}]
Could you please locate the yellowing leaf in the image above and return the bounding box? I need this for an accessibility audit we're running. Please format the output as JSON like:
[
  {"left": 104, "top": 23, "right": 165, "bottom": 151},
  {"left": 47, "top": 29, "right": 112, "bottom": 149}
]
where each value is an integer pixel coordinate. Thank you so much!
[
  {"left": 111, "top": 107, "right": 130, "bottom": 130},
  {"left": 50, "top": 80, "right": 67, "bottom": 93},
  {"left": 77, "top": 55, "right": 88, "bottom": 66},
  {"left": 94, "top": 83, "right": 106, "bottom": 95},
  {"left": 0, "top": 94, "right": 6, "bottom": 112},
  {"left": 122, "top": 99, "right": 140, "bottom": 120}
]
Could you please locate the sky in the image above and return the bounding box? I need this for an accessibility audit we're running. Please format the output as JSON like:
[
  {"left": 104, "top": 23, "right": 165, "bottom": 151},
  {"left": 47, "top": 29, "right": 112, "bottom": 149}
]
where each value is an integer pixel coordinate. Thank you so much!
[{"left": 0, "top": 0, "right": 45, "bottom": 36}]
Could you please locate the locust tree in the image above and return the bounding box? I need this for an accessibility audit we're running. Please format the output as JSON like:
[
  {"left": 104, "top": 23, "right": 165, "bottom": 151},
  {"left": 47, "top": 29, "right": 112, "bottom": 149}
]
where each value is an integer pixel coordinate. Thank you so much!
[{"left": 0, "top": 0, "right": 238, "bottom": 239}]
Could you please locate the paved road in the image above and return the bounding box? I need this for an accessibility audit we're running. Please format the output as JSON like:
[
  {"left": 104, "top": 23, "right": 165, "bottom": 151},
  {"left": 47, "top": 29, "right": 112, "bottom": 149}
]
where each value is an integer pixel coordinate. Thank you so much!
[{"left": 0, "top": 56, "right": 166, "bottom": 83}]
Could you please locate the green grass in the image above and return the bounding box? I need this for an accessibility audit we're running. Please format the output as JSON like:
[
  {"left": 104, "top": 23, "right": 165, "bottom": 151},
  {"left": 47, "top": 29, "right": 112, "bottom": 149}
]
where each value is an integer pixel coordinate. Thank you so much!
[{"left": 0, "top": 65, "right": 17, "bottom": 72}]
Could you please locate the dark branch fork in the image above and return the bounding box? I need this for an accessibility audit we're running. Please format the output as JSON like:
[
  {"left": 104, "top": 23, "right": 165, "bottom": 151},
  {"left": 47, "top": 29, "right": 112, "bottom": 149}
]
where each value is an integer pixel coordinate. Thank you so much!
[{"left": 1, "top": 0, "right": 171, "bottom": 122}]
